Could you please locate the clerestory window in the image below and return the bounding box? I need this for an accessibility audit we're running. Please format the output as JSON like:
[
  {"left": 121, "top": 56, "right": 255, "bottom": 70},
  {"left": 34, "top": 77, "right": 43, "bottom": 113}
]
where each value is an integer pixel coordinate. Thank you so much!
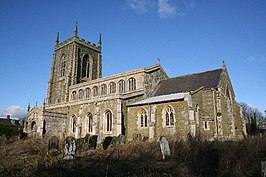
[
  {"left": 118, "top": 80, "right": 125, "bottom": 93},
  {"left": 128, "top": 77, "right": 136, "bottom": 91},
  {"left": 109, "top": 82, "right": 116, "bottom": 94}
]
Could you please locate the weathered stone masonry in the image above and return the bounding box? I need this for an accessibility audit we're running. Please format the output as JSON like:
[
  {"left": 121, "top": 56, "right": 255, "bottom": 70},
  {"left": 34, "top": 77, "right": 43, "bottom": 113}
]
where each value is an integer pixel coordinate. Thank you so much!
[{"left": 24, "top": 25, "right": 246, "bottom": 142}]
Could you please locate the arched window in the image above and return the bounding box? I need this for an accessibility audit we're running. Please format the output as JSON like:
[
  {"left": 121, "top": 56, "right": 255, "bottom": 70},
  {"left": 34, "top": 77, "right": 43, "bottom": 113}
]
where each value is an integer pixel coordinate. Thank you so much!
[
  {"left": 60, "top": 54, "right": 66, "bottom": 77},
  {"left": 101, "top": 84, "right": 107, "bottom": 95},
  {"left": 109, "top": 82, "right": 116, "bottom": 94},
  {"left": 165, "top": 106, "right": 174, "bottom": 126},
  {"left": 118, "top": 80, "right": 125, "bottom": 93},
  {"left": 79, "top": 89, "right": 84, "bottom": 100},
  {"left": 31, "top": 121, "right": 37, "bottom": 132},
  {"left": 128, "top": 77, "right": 136, "bottom": 91},
  {"left": 72, "top": 91, "right": 77, "bottom": 100},
  {"left": 82, "top": 54, "right": 90, "bottom": 78},
  {"left": 139, "top": 109, "right": 148, "bottom": 128},
  {"left": 87, "top": 113, "right": 93, "bottom": 133},
  {"left": 93, "top": 86, "right": 98, "bottom": 97},
  {"left": 85, "top": 88, "right": 91, "bottom": 99},
  {"left": 72, "top": 116, "right": 77, "bottom": 133},
  {"left": 60, "top": 61, "right": 66, "bottom": 77},
  {"left": 105, "top": 111, "right": 112, "bottom": 132}
]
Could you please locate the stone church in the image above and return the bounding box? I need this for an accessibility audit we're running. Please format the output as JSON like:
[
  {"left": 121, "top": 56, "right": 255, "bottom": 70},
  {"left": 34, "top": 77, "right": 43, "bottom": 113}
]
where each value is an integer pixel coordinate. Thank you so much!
[{"left": 24, "top": 24, "right": 246, "bottom": 142}]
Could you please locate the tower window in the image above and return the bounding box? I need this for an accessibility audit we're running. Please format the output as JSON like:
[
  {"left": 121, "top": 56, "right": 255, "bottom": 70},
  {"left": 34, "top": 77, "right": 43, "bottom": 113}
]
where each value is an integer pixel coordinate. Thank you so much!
[
  {"left": 60, "top": 61, "right": 66, "bottom": 77},
  {"left": 82, "top": 54, "right": 90, "bottom": 78},
  {"left": 60, "top": 55, "right": 66, "bottom": 77}
]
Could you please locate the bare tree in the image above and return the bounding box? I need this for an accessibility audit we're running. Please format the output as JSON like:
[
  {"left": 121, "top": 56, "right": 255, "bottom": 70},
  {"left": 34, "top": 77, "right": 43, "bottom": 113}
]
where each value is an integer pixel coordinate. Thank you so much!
[{"left": 240, "top": 102, "right": 265, "bottom": 135}]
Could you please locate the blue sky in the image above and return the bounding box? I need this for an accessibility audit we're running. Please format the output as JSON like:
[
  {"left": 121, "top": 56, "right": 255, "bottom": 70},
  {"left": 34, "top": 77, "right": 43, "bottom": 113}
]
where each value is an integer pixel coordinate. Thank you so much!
[{"left": 0, "top": 0, "right": 265, "bottom": 118}]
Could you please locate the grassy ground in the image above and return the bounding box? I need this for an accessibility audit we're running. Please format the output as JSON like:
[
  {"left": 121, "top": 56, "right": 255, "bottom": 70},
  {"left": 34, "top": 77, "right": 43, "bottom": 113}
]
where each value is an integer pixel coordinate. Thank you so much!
[{"left": 0, "top": 136, "right": 265, "bottom": 177}]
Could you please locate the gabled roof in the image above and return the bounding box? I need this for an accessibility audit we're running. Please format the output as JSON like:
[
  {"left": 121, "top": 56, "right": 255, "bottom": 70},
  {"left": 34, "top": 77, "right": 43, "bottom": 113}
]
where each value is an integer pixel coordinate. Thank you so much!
[{"left": 152, "top": 68, "right": 222, "bottom": 96}]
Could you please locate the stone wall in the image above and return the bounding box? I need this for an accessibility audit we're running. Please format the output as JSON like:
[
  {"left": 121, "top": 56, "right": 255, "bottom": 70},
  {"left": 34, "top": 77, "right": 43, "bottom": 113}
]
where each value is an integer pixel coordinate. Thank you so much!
[{"left": 127, "top": 100, "right": 189, "bottom": 141}]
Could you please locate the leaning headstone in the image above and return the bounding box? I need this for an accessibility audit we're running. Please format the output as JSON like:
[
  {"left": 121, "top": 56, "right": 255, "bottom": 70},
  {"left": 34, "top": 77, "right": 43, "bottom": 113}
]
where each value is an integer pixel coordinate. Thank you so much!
[
  {"left": 63, "top": 137, "right": 76, "bottom": 160},
  {"left": 262, "top": 161, "right": 266, "bottom": 177},
  {"left": 88, "top": 135, "right": 98, "bottom": 150},
  {"left": 48, "top": 136, "right": 59, "bottom": 156},
  {"left": 103, "top": 137, "right": 113, "bottom": 150},
  {"left": 159, "top": 136, "right": 171, "bottom": 160},
  {"left": 117, "top": 134, "right": 126, "bottom": 144},
  {"left": 97, "top": 132, "right": 105, "bottom": 144},
  {"left": 110, "top": 136, "right": 118, "bottom": 145}
]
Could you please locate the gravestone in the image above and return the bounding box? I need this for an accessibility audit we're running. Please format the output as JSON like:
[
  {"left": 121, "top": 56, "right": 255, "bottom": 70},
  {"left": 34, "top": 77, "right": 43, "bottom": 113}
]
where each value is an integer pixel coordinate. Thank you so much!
[
  {"left": 63, "top": 137, "right": 76, "bottom": 160},
  {"left": 84, "top": 134, "right": 90, "bottom": 144},
  {"left": 103, "top": 137, "right": 113, "bottom": 150},
  {"left": 159, "top": 136, "right": 171, "bottom": 160},
  {"left": 76, "top": 138, "right": 85, "bottom": 149},
  {"left": 142, "top": 136, "right": 149, "bottom": 142},
  {"left": 88, "top": 135, "right": 98, "bottom": 150},
  {"left": 262, "top": 161, "right": 266, "bottom": 177},
  {"left": 19, "top": 132, "right": 27, "bottom": 140},
  {"left": 48, "top": 136, "right": 59, "bottom": 155},
  {"left": 132, "top": 133, "right": 142, "bottom": 141},
  {"left": 117, "top": 134, "right": 126, "bottom": 144},
  {"left": 97, "top": 132, "right": 105, "bottom": 144}
]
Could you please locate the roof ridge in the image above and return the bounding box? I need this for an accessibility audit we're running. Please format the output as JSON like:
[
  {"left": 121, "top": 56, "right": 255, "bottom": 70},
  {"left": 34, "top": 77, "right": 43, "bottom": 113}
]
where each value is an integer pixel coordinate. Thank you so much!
[{"left": 166, "top": 67, "right": 222, "bottom": 81}]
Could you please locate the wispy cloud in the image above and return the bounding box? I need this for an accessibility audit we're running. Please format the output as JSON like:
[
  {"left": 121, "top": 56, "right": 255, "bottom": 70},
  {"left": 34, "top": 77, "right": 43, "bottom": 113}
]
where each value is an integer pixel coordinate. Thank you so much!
[
  {"left": 0, "top": 106, "right": 26, "bottom": 119},
  {"left": 158, "top": 0, "right": 177, "bottom": 18},
  {"left": 126, "top": 0, "right": 196, "bottom": 19},
  {"left": 246, "top": 56, "right": 266, "bottom": 63},
  {"left": 127, "top": 0, "right": 150, "bottom": 14}
]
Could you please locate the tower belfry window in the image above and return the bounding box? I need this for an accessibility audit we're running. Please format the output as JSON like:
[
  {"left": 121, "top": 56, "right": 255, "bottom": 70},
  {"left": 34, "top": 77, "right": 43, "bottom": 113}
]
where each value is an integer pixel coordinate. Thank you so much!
[
  {"left": 60, "top": 55, "right": 66, "bottom": 77},
  {"left": 60, "top": 61, "right": 66, "bottom": 77},
  {"left": 82, "top": 54, "right": 90, "bottom": 78}
]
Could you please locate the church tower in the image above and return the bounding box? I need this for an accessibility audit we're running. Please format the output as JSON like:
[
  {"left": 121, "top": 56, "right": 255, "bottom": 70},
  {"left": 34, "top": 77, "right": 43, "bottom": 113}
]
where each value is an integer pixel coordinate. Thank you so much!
[{"left": 46, "top": 23, "right": 102, "bottom": 105}]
